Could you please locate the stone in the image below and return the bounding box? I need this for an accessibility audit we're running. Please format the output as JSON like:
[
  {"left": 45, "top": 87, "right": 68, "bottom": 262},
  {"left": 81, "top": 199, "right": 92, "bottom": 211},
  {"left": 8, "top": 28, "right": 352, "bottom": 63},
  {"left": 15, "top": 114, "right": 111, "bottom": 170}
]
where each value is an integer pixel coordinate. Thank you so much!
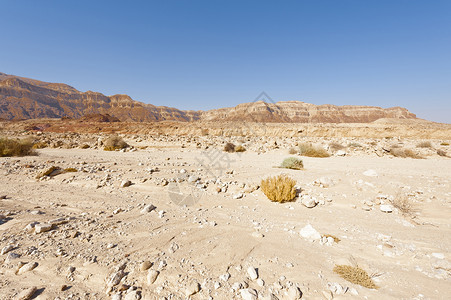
[
  {"left": 111, "top": 294, "right": 122, "bottom": 300},
  {"left": 257, "top": 278, "right": 265, "bottom": 287},
  {"left": 287, "top": 286, "right": 302, "bottom": 299},
  {"left": 5, "top": 252, "right": 20, "bottom": 264},
  {"left": 1, "top": 245, "right": 14, "bottom": 255},
  {"left": 107, "top": 270, "right": 126, "bottom": 287},
  {"left": 301, "top": 195, "right": 317, "bottom": 208},
  {"left": 247, "top": 266, "right": 258, "bottom": 280},
  {"left": 124, "top": 290, "right": 141, "bottom": 300},
  {"left": 240, "top": 288, "right": 258, "bottom": 300},
  {"left": 336, "top": 150, "right": 346, "bottom": 156},
  {"left": 121, "top": 180, "right": 132, "bottom": 188},
  {"left": 233, "top": 193, "right": 244, "bottom": 199},
  {"left": 299, "top": 224, "right": 321, "bottom": 241},
  {"left": 147, "top": 269, "right": 159, "bottom": 284},
  {"left": 18, "top": 262, "right": 38, "bottom": 274},
  {"left": 14, "top": 287, "right": 37, "bottom": 300},
  {"left": 185, "top": 281, "right": 200, "bottom": 296},
  {"left": 140, "top": 261, "right": 152, "bottom": 271},
  {"left": 219, "top": 273, "right": 230, "bottom": 281},
  {"left": 363, "top": 169, "right": 378, "bottom": 177},
  {"left": 188, "top": 175, "right": 200, "bottom": 183},
  {"left": 140, "top": 204, "right": 156, "bottom": 214},
  {"left": 380, "top": 204, "right": 393, "bottom": 213},
  {"left": 35, "top": 223, "right": 53, "bottom": 234}
]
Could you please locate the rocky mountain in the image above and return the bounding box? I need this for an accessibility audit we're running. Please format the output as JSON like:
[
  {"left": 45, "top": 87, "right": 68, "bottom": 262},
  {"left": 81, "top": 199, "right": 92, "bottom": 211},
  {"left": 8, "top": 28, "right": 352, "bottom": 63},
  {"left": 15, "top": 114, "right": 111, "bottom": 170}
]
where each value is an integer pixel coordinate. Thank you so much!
[{"left": 0, "top": 72, "right": 417, "bottom": 123}]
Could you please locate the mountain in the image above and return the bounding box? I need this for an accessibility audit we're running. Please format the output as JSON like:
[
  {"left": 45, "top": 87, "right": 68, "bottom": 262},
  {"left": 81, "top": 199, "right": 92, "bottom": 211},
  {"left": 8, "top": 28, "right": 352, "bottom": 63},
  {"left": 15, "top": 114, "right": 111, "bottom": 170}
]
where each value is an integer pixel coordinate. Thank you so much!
[{"left": 0, "top": 72, "right": 417, "bottom": 123}]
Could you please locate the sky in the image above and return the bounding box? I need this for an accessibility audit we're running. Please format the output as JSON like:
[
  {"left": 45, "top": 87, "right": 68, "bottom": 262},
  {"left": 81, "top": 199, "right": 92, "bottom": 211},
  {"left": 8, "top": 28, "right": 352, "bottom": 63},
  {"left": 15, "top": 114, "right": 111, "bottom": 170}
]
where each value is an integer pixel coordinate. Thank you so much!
[{"left": 1, "top": 0, "right": 450, "bottom": 123}]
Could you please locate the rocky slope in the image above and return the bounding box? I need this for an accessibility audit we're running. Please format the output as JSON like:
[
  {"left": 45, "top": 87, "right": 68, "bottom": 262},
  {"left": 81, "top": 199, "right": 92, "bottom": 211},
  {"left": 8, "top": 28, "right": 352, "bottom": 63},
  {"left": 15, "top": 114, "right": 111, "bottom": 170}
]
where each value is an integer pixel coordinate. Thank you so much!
[{"left": 0, "top": 72, "right": 417, "bottom": 123}]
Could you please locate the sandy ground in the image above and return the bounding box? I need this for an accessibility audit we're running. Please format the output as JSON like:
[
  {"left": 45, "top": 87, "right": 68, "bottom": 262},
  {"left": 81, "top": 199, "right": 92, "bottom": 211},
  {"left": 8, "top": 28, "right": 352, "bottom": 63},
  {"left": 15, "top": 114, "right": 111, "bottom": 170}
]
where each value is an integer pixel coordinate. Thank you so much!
[{"left": 0, "top": 139, "right": 450, "bottom": 299}]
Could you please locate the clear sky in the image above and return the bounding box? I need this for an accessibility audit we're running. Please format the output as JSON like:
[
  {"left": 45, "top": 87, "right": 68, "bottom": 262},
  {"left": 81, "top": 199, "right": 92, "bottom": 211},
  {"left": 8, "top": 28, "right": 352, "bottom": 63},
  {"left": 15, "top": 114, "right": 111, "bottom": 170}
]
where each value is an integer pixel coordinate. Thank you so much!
[{"left": 1, "top": 0, "right": 450, "bottom": 123}]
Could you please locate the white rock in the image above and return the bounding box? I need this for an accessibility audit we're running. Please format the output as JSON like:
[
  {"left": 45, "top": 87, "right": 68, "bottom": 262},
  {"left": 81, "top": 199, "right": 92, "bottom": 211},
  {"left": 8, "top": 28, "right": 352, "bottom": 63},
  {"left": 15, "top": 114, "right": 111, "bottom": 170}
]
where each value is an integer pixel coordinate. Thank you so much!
[
  {"left": 287, "top": 286, "right": 302, "bottom": 299},
  {"left": 185, "top": 281, "right": 200, "bottom": 296},
  {"left": 257, "top": 278, "right": 265, "bottom": 287},
  {"left": 18, "top": 262, "right": 38, "bottom": 275},
  {"left": 301, "top": 195, "right": 317, "bottom": 208},
  {"left": 180, "top": 169, "right": 187, "bottom": 173},
  {"left": 1, "top": 245, "right": 14, "bottom": 255},
  {"left": 14, "top": 286, "right": 37, "bottom": 300},
  {"left": 214, "top": 281, "right": 221, "bottom": 289},
  {"left": 120, "top": 180, "right": 132, "bottom": 188},
  {"left": 380, "top": 204, "right": 393, "bottom": 213},
  {"left": 240, "top": 288, "right": 258, "bottom": 300},
  {"left": 363, "top": 169, "right": 378, "bottom": 177},
  {"left": 140, "top": 204, "right": 156, "bottom": 214},
  {"left": 35, "top": 223, "right": 52, "bottom": 234},
  {"left": 107, "top": 270, "right": 125, "bottom": 287},
  {"left": 124, "top": 290, "right": 140, "bottom": 300},
  {"left": 336, "top": 150, "right": 346, "bottom": 156},
  {"left": 432, "top": 253, "right": 445, "bottom": 259},
  {"left": 299, "top": 224, "right": 321, "bottom": 241},
  {"left": 111, "top": 293, "right": 122, "bottom": 300},
  {"left": 147, "top": 270, "right": 159, "bottom": 284},
  {"left": 234, "top": 193, "right": 244, "bottom": 199},
  {"left": 247, "top": 266, "right": 258, "bottom": 280},
  {"left": 219, "top": 273, "right": 230, "bottom": 281}
]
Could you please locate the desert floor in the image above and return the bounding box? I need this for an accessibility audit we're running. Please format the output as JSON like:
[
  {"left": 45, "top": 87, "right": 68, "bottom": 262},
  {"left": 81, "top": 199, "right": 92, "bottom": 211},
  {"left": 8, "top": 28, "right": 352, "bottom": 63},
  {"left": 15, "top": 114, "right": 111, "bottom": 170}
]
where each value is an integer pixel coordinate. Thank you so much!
[{"left": 0, "top": 137, "right": 450, "bottom": 300}]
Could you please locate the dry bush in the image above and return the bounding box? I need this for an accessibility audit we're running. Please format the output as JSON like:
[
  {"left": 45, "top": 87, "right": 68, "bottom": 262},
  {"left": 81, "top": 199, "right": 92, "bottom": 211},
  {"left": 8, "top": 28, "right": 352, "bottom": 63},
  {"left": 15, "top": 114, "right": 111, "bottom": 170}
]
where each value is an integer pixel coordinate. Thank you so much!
[
  {"left": 322, "top": 234, "right": 341, "bottom": 243},
  {"left": 416, "top": 141, "right": 432, "bottom": 148},
  {"left": 104, "top": 135, "right": 128, "bottom": 151},
  {"left": 261, "top": 174, "right": 297, "bottom": 203},
  {"left": 288, "top": 147, "right": 298, "bottom": 154},
  {"left": 224, "top": 142, "right": 236, "bottom": 153},
  {"left": 389, "top": 148, "right": 423, "bottom": 159},
  {"left": 440, "top": 142, "right": 449, "bottom": 146},
  {"left": 329, "top": 142, "right": 345, "bottom": 151},
  {"left": 0, "top": 137, "right": 35, "bottom": 157},
  {"left": 437, "top": 149, "right": 447, "bottom": 157},
  {"left": 235, "top": 145, "right": 246, "bottom": 152},
  {"left": 63, "top": 168, "right": 78, "bottom": 173},
  {"left": 390, "top": 194, "right": 416, "bottom": 216},
  {"left": 299, "top": 143, "right": 330, "bottom": 158},
  {"left": 32, "top": 141, "right": 48, "bottom": 149},
  {"left": 280, "top": 157, "right": 304, "bottom": 170},
  {"left": 348, "top": 142, "right": 362, "bottom": 148},
  {"left": 333, "top": 265, "right": 378, "bottom": 289}
]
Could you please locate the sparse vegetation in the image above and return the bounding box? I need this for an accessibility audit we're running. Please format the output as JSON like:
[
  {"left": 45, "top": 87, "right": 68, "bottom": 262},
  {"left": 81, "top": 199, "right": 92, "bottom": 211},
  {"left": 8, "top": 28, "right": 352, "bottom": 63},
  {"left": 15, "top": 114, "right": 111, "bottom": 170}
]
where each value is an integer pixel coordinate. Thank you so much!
[
  {"left": 390, "top": 194, "right": 416, "bottom": 216},
  {"left": 389, "top": 148, "right": 423, "bottom": 159},
  {"left": 333, "top": 265, "right": 378, "bottom": 289},
  {"left": 440, "top": 142, "right": 449, "bottom": 146},
  {"left": 288, "top": 147, "right": 298, "bottom": 154},
  {"left": 298, "top": 143, "right": 330, "bottom": 157},
  {"left": 416, "top": 141, "right": 432, "bottom": 148},
  {"left": 32, "top": 141, "right": 48, "bottom": 149},
  {"left": 329, "top": 142, "right": 345, "bottom": 151},
  {"left": 224, "top": 142, "right": 236, "bottom": 153},
  {"left": 234, "top": 145, "right": 246, "bottom": 152},
  {"left": 261, "top": 174, "right": 297, "bottom": 203},
  {"left": 0, "top": 137, "right": 35, "bottom": 157},
  {"left": 280, "top": 157, "right": 304, "bottom": 170},
  {"left": 103, "top": 135, "right": 128, "bottom": 151}
]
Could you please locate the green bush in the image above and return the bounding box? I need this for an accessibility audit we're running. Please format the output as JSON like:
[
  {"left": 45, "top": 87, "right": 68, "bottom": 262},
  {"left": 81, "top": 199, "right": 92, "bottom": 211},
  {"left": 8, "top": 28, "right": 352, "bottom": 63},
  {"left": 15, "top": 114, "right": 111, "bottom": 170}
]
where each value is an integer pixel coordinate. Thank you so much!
[
  {"left": 299, "top": 143, "right": 330, "bottom": 157},
  {"left": 104, "top": 135, "right": 128, "bottom": 151},
  {"left": 280, "top": 157, "right": 304, "bottom": 170}
]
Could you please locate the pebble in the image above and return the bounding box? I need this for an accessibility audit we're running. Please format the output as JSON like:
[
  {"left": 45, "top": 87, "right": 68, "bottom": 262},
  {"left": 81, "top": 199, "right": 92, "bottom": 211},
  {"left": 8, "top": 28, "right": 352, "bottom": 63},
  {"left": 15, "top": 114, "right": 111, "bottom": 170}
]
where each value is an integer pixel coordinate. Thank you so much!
[
  {"left": 35, "top": 223, "right": 53, "bottom": 234},
  {"left": 147, "top": 269, "right": 159, "bottom": 284},
  {"left": 140, "top": 261, "right": 152, "bottom": 271},
  {"left": 140, "top": 204, "right": 156, "bottom": 214},
  {"left": 18, "top": 262, "right": 38, "bottom": 275},
  {"left": 1, "top": 245, "right": 14, "bottom": 255},
  {"left": 107, "top": 270, "right": 126, "bottom": 287},
  {"left": 185, "top": 281, "right": 200, "bottom": 296},
  {"left": 121, "top": 180, "right": 132, "bottom": 188},
  {"left": 380, "top": 204, "right": 393, "bottom": 213},
  {"left": 287, "top": 286, "right": 302, "bottom": 299},
  {"left": 247, "top": 266, "right": 258, "bottom": 280},
  {"left": 299, "top": 224, "right": 321, "bottom": 241},
  {"left": 14, "top": 287, "right": 37, "bottom": 300},
  {"left": 240, "top": 288, "right": 258, "bottom": 300},
  {"left": 301, "top": 195, "right": 317, "bottom": 208}
]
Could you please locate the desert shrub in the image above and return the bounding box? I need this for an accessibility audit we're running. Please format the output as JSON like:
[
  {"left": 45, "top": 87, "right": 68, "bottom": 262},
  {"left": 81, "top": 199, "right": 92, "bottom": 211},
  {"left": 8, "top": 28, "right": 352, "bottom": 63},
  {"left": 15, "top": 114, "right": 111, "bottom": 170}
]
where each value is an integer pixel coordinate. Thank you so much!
[
  {"left": 416, "top": 141, "right": 432, "bottom": 148},
  {"left": 280, "top": 157, "right": 304, "bottom": 170},
  {"left": 390, "top": 194, "right": 416, "bottom": 216},
  {"left": 224, "top": 142, "right": 236, "bottom": 153},
  {"left": 32, "top": 141, "right": 48, "bottom": 149},
  {"left": 329, "top": 142, "right": 345, "bottom": 151},
  {"left": 389, "top": 148, "right": 423, "bottom": 159},
  {"left": 437, "top": 149, "right": 447, "bottom": 157},
  {"left": 333, "top": 265, "right": 377, "bottom": 289},
  {"left": 0, "top": 137, "right": 35, "bottom": 157},
  {"left": 235, "top": 145, "right": 246, "bottom": 152},
  {"left": 288, "top": 147, "right": 298, "bottom": 154},
  {"left": 104, "top": 135, "right": 128, "bottom": 151},
  {"left": 261, "top": 174, "right": 297, "bottom": 203},
  {"left": 440, "top": 142, "right": 449, "bottom": 146},
  {"left": 298, "top": 143, "right": 330, "bottom": 158}
]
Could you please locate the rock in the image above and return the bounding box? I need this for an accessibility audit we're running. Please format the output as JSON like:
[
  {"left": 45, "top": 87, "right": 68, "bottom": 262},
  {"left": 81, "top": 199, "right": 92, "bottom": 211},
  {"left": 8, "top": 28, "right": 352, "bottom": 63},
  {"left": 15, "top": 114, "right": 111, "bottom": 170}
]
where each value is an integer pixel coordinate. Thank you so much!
[
  {"left": 247, "top": 266, "right": 258, "bottom": 280},
  {"left": 336, "top": 150, "right": 346, "bottom": 156},
  {"left": 111, "top": 294, "right": 122, "bottom": 300},
  {"left": 14, "top": 287, "right": 37, "bottom": 300},
  {"left": 251, "top": 232, "right": 264, "bottom": 238},
  {"left": 185, "top": 281, "right": 200, "bottom": 296},
  {"left": 316, "top": 177, "right": 334, "bottom": 188},
  {"left": 301, "top": 195, "right": 317, "bottom": 208},
  {"left": 240, "top": 288, "right": 258, "bottom": 300},
  {"left": 380, "top": 204, "right": 393, "bottom": 213},
  {"left": 147, "top": 269, "right": 159, "bottom": 284},
  {"left": 432, "top": 253, "right": 445, "bottom": 259},
  {"left": 140, "top": 204, "right": 156, "bottom": 214},
  {"left": 121, "top": 180, "right": 132, "bottom": 188},
  {"left": 219, "top": 273, "right": 230, "bottom": 281},
  {"left": 35, "top": 223, "right": 53, "bottom": 234},
  {"left": 233, "top": 193, "right": 244, "bottom": 199},
  {"left": 1, "top": 245, "right": 14, "bottom": 255},
  {"left": 287, "top": 286, "right": 302, "bottom": 299},
  {"left": 257, "top": 278, "right": 265, "bottom": 287},
  {"left": 113, "top": 208, "right": 123, "bottom": 214},
  {"left": 188, "top": 175, "right": 200, "bottom": 183},
  {"left": 363, "top": 169, "right": 378, "bottom": 177},
  {"left": 107, "top": 270, "right": 126, "bottom": 287},
  {"left": 5, "top": 252, "right": 20, "bottom": 264},
  {"left": 140, "top": 261, "right": 152, "bottom": 271},
  {"left": 124, "top": 290, "right": 141, "bottom": 300},
  {"left": 322, "top": 290, "right": 333, "bottom": 300},
  {"left": 18, "top": 262, "right": 38, "bottom": 274},
  {"left": 299, "top": 224, "right": 321, "bottom": 241}
]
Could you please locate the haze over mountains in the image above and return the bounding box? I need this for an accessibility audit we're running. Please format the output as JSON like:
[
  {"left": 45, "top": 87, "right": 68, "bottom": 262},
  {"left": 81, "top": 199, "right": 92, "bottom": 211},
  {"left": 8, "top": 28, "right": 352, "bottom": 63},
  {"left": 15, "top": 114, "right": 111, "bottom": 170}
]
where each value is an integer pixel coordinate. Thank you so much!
[{"left": 0, "top": 72, "right": 417, "bottom": 123}]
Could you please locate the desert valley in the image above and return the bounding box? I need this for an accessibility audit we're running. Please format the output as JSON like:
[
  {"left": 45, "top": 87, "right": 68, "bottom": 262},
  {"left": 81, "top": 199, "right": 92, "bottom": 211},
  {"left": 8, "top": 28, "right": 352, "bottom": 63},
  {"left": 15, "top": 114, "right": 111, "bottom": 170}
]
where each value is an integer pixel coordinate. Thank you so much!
[{"left": 0, "top": 73, "right": 450, "bottom": 300}]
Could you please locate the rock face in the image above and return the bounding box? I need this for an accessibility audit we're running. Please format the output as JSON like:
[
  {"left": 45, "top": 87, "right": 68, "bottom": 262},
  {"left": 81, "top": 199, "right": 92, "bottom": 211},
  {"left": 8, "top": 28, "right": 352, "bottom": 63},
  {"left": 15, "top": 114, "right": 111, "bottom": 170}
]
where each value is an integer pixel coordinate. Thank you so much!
[{"left": 0, "top": 72, "right": 417, "bottom": 123}]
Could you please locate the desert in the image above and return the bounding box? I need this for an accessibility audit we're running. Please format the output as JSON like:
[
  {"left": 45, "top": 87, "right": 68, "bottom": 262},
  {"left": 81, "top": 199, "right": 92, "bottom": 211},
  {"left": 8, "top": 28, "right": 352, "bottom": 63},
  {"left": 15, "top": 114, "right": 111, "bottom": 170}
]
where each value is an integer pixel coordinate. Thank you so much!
[{"left": 1, "top": 117, "right": 450, "bottom": 299}]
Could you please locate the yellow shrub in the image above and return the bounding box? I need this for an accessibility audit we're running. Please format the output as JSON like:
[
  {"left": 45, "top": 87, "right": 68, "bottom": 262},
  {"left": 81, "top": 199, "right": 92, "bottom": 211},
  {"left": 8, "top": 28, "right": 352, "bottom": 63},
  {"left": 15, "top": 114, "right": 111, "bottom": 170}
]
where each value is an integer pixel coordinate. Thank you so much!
[{"left": 261, "top": 174, "right": 297, "bottom": 203}]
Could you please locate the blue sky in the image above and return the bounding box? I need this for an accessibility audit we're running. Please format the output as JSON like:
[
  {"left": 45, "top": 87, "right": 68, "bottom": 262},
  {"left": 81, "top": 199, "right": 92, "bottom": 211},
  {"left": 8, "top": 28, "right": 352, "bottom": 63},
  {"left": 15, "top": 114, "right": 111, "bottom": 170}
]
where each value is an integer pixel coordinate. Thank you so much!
[{"left": 1, "top": 0, "right": 450, "bottom": 123}]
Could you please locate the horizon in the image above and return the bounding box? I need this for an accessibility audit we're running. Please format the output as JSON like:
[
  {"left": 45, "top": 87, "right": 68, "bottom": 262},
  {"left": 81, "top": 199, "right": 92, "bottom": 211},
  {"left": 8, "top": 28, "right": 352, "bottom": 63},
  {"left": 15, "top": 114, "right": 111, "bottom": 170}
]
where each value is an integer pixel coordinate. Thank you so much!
[{"left": 1, "top": 1, "right": 450, "bottom": 123}]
